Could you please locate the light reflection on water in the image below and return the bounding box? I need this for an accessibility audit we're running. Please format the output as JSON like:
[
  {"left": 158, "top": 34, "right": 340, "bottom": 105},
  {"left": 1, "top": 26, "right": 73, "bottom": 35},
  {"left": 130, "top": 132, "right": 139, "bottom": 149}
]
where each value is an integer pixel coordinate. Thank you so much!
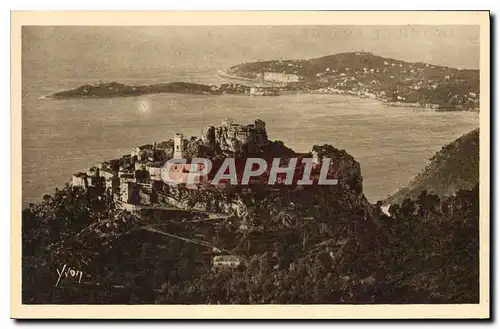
[
  {"left": 21, "top": 26, "right": 480, "bottom": 206},
  {"left": 22, "top": 86, "right": 479, "bottom": 205}
]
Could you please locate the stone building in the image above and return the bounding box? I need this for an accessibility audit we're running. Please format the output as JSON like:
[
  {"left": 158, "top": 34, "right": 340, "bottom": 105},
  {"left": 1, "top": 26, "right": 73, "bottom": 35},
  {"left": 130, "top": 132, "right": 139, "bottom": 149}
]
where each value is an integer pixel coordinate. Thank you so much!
[
  {"left": 131, "top": 144, "right": 154, "bottom": 162},
  {"left": 119, "top": 181, "right": 140, "bottom": 204},
  {"left": 203, "top": 118, "right": 268, "bottom": 154},
  {"left": 162, "top": 162, "right": 208, "bottom": 187},
  {"left": 146, "top": 161, "right": 164, "bottom": 181},
  {"left": 72, "top": 172, "right": 88, "bottom": 188},
  {"left": 100, "top": 168, "right": 114, "bottom": 181},
  {"left": 212, "top": 255, "right": 243, "bottom": 270},
  {"left": 99, "top": 168, "right": 118, "bottom": 192},
  {"left": 87, "top": 176, "right": 104, "bottom": 188},
  {"left": 173, "top": 133, "right": 186, "bottom": 158},
  {"left": 261, "top": 72, "right": 301, "bottom": 84}
]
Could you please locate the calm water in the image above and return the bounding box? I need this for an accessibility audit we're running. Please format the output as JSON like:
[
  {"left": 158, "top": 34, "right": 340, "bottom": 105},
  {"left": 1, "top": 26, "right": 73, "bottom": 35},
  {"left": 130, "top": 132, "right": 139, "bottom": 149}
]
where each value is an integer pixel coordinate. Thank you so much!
[
  {"left": 22, "top": 26, "right": 480, "bottom": 205},
  {"left": 22, "top": 75, "right": 479, "bottom": 205}
]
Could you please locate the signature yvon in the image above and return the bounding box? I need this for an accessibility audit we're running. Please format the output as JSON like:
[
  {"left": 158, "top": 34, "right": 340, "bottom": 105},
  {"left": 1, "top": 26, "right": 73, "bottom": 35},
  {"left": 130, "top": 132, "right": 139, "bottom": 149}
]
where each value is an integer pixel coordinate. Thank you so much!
[{"left": 55, "top": 264, "right": 84, "bottom": 287}]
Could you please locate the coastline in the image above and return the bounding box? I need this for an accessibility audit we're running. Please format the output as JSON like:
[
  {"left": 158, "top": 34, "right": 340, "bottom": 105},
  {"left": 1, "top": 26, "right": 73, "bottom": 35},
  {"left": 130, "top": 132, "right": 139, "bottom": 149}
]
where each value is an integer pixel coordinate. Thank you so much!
[
  {"left": 218, "top": 70, "right": 479, "bottom": 112},
  {"left": 217, "top": 69, "right": 255, "bottom": 82},
  {"left": 217, "top": 69, "right": 278, "bottom": 87},
  {"left": 40, "top": 70, "right": 479, "bottom": 113},
  {"left": 42, "top": 77, "right": 284, "bottom": 100},
  {"left": 217, "top": 69, "right": 256, "bottom": 83}
]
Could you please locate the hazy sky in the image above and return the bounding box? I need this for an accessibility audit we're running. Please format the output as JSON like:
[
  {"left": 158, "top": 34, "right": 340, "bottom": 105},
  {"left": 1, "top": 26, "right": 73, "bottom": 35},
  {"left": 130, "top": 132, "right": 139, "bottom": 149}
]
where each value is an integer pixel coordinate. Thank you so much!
[
  {"left": 130, "top": 25, "right": 480, "bottom": 68},
  {"left": 23, "top": 25, "right": 480, "bottom": 80}
]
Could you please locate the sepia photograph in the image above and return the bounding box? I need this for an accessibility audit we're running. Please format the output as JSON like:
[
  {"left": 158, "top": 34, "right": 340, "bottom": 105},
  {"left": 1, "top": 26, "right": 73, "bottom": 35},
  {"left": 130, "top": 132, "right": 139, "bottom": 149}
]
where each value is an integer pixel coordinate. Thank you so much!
[{"left": 11, "top": 11, "right": 490, "bottom": 319}]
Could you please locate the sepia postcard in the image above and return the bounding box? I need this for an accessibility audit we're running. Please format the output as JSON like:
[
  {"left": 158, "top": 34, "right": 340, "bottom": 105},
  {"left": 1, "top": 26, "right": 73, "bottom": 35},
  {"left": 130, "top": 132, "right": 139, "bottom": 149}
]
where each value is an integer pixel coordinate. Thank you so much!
[{"left": 11, "top": 11, "right": 490, "bottom": 319}]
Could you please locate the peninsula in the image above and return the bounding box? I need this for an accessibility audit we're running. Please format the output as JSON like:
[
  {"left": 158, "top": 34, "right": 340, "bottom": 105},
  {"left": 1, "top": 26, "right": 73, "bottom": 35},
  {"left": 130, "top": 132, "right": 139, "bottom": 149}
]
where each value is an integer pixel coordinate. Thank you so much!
[
  {"left": 47, "top": 52, "right": 479, "bottom": 111},
  {"left": 46, "top": 81, "right": 281, "bottom": 99},
  {"left": 222, "top": 52, "right": 480, "bottom": 111}
]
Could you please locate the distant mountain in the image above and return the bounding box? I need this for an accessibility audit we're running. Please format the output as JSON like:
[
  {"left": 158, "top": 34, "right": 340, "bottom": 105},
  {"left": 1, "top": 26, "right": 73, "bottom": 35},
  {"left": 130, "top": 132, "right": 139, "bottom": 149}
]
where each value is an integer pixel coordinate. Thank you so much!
[
  {"left": 225, "top": 52, "right": 479, "bottom": 110},
  {"left": 385, "top": 128, "right": 479, "bottom": 205}
]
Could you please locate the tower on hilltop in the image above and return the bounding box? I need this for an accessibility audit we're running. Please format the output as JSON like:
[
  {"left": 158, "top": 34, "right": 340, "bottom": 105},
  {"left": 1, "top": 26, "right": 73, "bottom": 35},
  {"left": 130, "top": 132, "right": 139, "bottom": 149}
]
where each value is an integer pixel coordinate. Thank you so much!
[{"left": 174, "top": 133, "right": 185, "bottom": 158}]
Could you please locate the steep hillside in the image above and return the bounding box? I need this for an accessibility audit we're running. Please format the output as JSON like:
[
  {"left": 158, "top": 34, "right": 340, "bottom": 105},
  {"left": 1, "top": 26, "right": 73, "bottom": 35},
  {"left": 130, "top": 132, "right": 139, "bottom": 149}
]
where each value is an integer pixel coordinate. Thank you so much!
[
  {"left": 386, "top": 128, "right": 479, "bottom": 205},
  {"left": 22, "top": 139, "right": 480, "bottom": 304},
  {"left": 22, "top": 142, "right": 382, "bottom": 304}
]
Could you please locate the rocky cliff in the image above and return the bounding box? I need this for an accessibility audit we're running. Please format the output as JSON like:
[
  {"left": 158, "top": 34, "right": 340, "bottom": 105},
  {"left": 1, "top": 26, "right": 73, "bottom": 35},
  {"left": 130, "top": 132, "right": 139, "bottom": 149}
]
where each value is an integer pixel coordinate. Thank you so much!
[
  {"left": 22, "top": 133, "right": 480, "bottom": 304},
  {"left": 23, "top": 139, "right": 390, "bottom": 304}
]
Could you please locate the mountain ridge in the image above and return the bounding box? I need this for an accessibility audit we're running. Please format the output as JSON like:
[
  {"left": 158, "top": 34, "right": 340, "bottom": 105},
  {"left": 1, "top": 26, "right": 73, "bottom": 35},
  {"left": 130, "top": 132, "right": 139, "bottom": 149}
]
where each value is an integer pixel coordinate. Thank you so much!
[
  {"left": 385, "top": 128, "right": 479, "bottom": 205},
  {"left": 226, "top": 52, "right": 479, "bottom": 110}
]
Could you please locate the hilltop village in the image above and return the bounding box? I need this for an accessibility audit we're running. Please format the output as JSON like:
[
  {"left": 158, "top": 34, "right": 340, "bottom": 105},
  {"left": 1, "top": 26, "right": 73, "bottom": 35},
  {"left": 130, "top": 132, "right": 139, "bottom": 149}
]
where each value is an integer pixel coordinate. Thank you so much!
[
  {"left": 24, "top": 121, "right": 479, "bottom": 304},
  {"left": 70, "top": 119, "right": 329, "bottom": 211}
]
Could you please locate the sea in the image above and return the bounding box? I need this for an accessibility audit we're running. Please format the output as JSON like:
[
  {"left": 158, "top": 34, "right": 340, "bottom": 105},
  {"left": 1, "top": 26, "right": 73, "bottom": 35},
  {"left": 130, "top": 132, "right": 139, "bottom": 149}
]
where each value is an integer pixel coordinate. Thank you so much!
[{"left": 21, "top": 26, "right": 480, "bottom": 206}]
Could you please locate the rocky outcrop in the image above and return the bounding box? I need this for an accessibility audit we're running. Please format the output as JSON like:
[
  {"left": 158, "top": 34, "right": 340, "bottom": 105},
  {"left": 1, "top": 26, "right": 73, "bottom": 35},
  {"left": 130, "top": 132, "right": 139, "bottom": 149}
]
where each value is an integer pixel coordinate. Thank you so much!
[
  {"left": 202, "top": 119, "right": 268, "bottom": 155},
  {"left": 161, "top": 142, "right": 374, "bottom": 227},
  {"left": 22, "top": 133, "right": 479, "bottom": 304}
]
